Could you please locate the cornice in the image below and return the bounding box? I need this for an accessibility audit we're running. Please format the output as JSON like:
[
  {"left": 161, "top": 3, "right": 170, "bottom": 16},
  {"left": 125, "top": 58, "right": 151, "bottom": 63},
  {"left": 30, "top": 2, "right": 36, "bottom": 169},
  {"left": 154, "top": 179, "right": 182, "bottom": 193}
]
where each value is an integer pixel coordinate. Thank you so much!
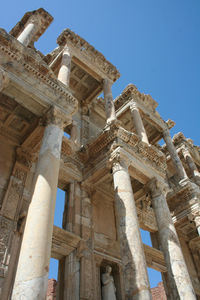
[
  {"left": 57, "top": 29, "right": 120, "bottom": 82},
  {"left": 0, "top": 29, "right": 78, "bottom": 115},
  {"left": 114, "top": 83, "right": 158, "bottom": 112}
]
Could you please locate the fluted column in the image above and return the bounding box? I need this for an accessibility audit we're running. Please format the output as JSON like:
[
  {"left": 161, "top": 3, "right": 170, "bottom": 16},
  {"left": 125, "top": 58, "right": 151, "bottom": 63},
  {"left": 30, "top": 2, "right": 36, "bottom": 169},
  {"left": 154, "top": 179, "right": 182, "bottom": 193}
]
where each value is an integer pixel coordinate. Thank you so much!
[
  {"left": 12, "top": 107, "right": 70, "bottom": 300},
  {"left": 103, "top": 79, "right": 116, "bottom": 125},
  {"left": 147, "top": 178, "right": 196, "bottom": 300},
  {"left": 112, "top": 154, "right": 152, "bottom": 299},
  {"left": 130, "top": 101, "right": 149, "bottom": 144},
  {"left": 163, "top": 128, "right": 187, "bottom": 181},
  {"left": 57, "top": 44, "right": 71, "bottom": 86}
]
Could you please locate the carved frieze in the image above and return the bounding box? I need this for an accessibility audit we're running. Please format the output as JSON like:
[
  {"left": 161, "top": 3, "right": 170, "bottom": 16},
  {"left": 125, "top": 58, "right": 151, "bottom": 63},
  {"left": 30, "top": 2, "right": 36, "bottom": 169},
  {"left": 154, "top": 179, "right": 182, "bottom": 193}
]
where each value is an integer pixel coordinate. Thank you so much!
[
  {"left": 1, "top": 161, "right": 28, "bottom": 221},
  {"left": 82, "top": 124, "right": 167, "bottom": 178},
  {"left": 0, "top": 29, "right": 78, "bottom": 114}
]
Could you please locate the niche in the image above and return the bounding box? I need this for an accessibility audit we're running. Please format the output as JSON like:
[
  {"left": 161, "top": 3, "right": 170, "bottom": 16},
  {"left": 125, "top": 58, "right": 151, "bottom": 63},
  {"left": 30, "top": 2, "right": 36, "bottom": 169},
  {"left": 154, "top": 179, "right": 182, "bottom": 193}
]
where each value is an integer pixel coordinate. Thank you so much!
[{"left": 100, "top": 259, "right": 122, "bottom": 300}]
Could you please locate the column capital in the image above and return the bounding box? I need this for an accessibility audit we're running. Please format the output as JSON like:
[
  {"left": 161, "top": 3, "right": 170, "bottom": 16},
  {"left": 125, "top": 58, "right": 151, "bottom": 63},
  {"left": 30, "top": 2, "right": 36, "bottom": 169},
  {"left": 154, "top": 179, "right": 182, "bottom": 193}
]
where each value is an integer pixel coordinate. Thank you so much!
[
  {"left": 45, "top": 106, "right": 71, "bottom": 129},
  {"left": 110, "top": 147, "right": 131, "bottom": 173},
  {"left": 62, "top": 43, "right": 71, "bottom": 55},
  {"left": 103, "top": 78, "right": 113, "bottom": 88},
  {"left": 16, "top": 147, "right": 35, "bottom": 169},
  {"left": 146, "top": 178, "right": 168, "bottom": 198},
  {"left": 163, "top": 127, "right": 170, "bottom": 139},
  {"left": 129, "top": 100, "right": 138, "bottom": 111}
]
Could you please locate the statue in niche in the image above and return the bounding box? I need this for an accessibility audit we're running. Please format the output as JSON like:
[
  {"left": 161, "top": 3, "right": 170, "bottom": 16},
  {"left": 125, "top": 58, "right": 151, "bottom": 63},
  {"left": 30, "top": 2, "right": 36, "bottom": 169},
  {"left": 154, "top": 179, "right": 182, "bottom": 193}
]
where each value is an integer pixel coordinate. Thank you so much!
[{"left": 101, "top": 265, "right": 117, "bottom": 300}]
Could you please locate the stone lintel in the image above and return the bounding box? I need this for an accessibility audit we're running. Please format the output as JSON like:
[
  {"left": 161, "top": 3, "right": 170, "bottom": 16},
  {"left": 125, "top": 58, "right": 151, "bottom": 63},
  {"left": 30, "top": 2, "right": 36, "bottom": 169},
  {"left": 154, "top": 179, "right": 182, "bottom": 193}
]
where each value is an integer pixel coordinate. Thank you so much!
[
  {"left": 143, "top": 244, "right": 167, "bottom": 273},
  {"left": 9, "top": 8, "right": 53, "bottom": 43},
  {"left": 51, "top": 226, "right": 81, "bottom": 260},
  {"left": 56, "top": 28, "right": 120, "bottom": 82}
]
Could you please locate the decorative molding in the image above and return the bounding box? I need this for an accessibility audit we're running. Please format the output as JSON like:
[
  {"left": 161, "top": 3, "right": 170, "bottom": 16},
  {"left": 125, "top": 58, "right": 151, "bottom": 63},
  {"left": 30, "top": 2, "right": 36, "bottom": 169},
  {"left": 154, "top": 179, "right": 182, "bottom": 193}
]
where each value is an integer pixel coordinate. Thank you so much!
[
  {"left": 114, "top": 84, "right": 158, "bottom": 112},
  {"left": 45, "top": 106, "right": 72, "bottom": 129},
  {"left": 81, "top": 124, "right": 167, "bottom": 175},
  {"left": 57, "top": 29, "right": 120, "bottom": 82},
  {"left": 0, "top": 29, "right": 78, "bottom": 114}
]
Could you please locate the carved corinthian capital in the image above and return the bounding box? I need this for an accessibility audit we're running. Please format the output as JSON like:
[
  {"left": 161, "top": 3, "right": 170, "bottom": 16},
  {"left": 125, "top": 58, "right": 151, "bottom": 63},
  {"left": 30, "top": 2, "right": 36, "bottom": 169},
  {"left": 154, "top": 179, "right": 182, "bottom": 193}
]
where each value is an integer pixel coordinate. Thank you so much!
[
  {"left": 0, "top": 69, "right": 9, "bottom": 92},
  {"left": 110, "top": 147, "right": 131, "bottom": 173},
  {"left": 146, "top": 177, "right": 168, "bottom": 198},
  {"left": 188, "top": 211, "right": 200, "bottom": 227},
  {"left": 45, "top": 106, "right": 71, "bottom": 129}
]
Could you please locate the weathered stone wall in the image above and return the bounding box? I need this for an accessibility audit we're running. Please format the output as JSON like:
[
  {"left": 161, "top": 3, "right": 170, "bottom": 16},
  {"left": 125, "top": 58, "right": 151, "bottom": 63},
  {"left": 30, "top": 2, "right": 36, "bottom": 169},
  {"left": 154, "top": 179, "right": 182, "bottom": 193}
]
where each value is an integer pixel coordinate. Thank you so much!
[
  {"left": 46, "top": 279, "right": 57, "bottom": 300},
  {"left": 151, "top": 282, "right": 167, "bottom": 300}
]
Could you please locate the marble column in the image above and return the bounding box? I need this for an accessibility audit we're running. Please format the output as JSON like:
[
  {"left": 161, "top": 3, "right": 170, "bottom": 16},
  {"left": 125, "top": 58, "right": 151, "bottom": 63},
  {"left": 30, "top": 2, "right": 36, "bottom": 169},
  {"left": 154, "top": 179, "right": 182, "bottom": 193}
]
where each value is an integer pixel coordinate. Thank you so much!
[
  {"left": 182, "top": 146, "right": 200, "bottom": 178},
  {"left": 148, "top": 178, "right": 196, "bottom": 300},
  {"left": 188, "top": 212, "right": 200, "bottom": 236},
  {"left": 112, "top": 156, "right": 152, "bottom": 299},
  {"left": 17, "top": 15, "right": 41, "bottom": 46},
  {"left": 103, "top": 79, "right": 116, "bottom": 125},
  {"left": 57, "top": 44, "right": 71, "bottom": 86},
  {"left": 12, "top": 107, "right": 70, "bottom": 300},
  {"left": 163, "top": 128, "right": 187, "bottom": 181},
  {"left": 130, "top": 101, "right": 149, "bottom": 144}
]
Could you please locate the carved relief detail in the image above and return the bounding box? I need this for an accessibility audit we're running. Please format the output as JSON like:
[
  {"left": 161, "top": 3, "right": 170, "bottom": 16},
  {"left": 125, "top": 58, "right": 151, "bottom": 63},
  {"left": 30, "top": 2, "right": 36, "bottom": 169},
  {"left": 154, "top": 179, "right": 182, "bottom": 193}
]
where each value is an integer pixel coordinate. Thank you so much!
[
  {"left": 1, "top": 162, "right": 27, "bottom": 221},
  {"left": 0, "top": 216, "right": 13, "bottom": 268}
]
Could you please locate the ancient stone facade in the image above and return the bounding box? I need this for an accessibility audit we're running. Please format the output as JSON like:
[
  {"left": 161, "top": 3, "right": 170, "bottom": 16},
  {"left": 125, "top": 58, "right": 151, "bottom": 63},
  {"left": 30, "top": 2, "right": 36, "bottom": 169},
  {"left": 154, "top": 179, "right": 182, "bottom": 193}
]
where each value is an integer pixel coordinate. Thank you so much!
[{"left": 0, "top": 7, "right": 199, "bottom": 300}]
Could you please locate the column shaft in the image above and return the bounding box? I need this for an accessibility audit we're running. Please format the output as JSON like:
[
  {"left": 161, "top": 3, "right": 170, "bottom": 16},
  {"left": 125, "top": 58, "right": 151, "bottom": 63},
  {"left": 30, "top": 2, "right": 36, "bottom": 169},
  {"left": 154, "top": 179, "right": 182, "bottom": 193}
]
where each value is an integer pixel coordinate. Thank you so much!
[
  {"left": 130, "top": 102, "right": 149, "bottom": 144},
  {"left": 163, "top": 129, "right": 187, "bottom": 181},
  {"left": 182, "top": 147, "right": 200, "bottom": 178},
  {"left": 149, "top": 180, "right": 196, "bottom": 300},
  {"left": 12, "top": 122, "right": 64, "bottom": 299},
  {"left": 17, "top": 22, "right": 37, "bottom": 46},
  {"left": 57, "top": 45, "right": 71, "bottom": 86},
  {"left": 112, "top": 159, "right": 152, "bottom": 299},
  {"left": 103, "top": 79, "right": 116, "bottom": 125}
]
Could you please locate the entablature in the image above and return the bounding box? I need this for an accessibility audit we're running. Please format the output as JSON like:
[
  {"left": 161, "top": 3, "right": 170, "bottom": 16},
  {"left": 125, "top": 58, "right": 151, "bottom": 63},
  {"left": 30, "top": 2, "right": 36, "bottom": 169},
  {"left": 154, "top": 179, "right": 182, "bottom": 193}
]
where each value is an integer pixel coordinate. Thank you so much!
[
  {"left": 0, "top": 29, "right": 77, "bottom": 117},
  {"left": 172, "top": 132, "right": 200, "bottom": 167},
  {"left": 114, "top": 84, "right": 170, "bottom": 144},
  {"left": 57, "top": 29, "right": 120, "bottom": 82},
  {"left": 81, "top": 124, "right": 167, "bottom": 182}
]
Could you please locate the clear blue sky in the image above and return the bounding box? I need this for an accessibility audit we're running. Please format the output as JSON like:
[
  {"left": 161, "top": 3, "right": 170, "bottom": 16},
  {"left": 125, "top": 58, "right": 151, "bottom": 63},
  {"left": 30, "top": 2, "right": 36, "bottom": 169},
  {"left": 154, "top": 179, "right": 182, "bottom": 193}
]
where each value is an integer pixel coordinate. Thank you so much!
[{"left": 1, "top": 0, "right": 199, "bottom": 289}]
